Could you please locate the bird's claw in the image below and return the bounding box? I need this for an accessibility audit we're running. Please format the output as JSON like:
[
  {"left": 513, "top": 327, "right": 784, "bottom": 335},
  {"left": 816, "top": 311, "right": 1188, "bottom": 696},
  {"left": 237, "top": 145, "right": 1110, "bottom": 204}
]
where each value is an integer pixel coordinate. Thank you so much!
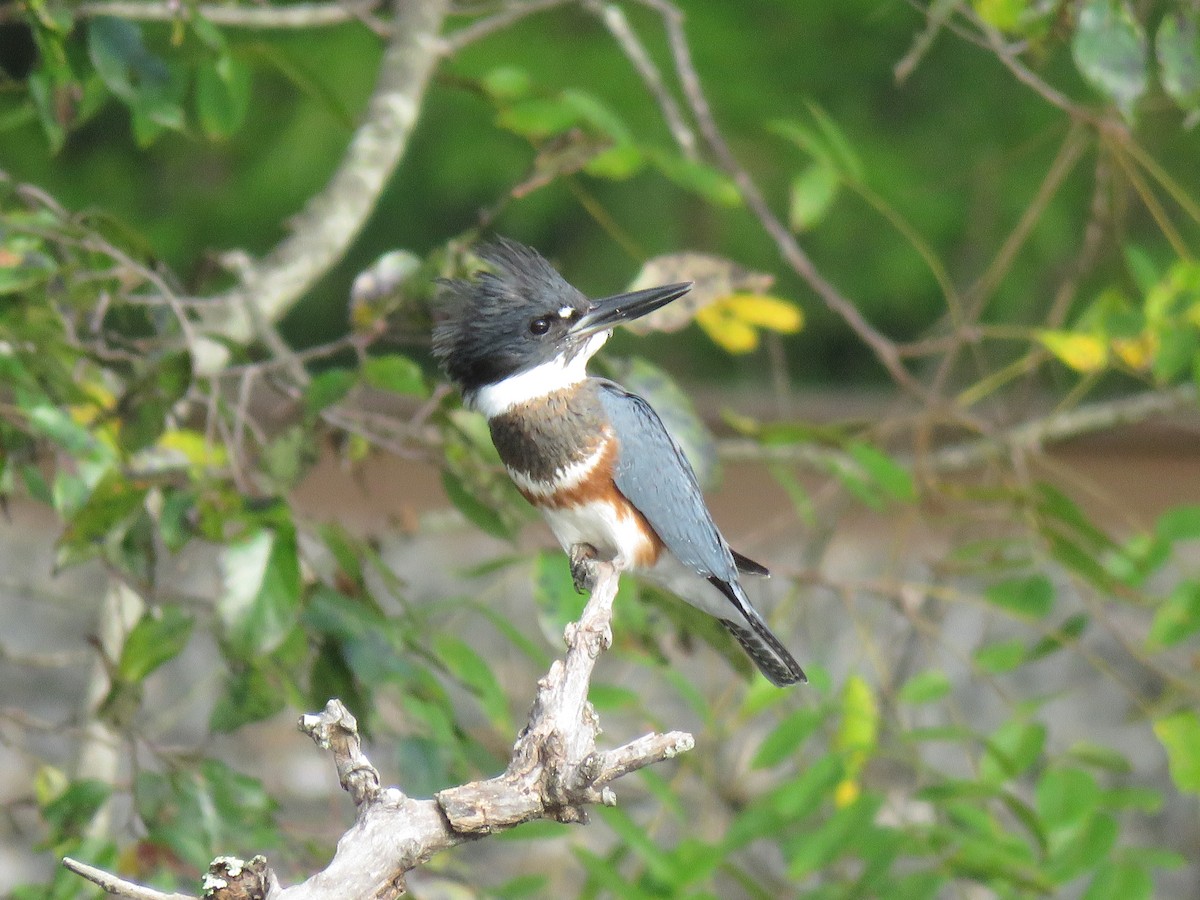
[{"left": 569, "top": 543, "right": 600, "bottom": 593}]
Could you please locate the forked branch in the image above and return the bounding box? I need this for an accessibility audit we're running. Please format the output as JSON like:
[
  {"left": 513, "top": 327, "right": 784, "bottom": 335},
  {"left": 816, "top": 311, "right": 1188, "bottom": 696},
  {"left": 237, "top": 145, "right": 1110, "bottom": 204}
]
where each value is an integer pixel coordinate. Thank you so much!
[{"left": 64, "top": 561, "right": 693, "bottom": 899}]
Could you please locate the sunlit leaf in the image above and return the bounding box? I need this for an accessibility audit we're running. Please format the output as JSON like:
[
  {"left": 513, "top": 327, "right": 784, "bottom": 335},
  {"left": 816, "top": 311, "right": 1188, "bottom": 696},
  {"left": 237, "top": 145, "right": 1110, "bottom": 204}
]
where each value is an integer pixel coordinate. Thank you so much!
[
  {"left": 1038, "top": 329, "right": 1109, "bottom": 373},
  {"left": 1147, "top": 579, "right": 1200, "bottom": 647},
  {"left": 1153, "top": 710, "right": 1200, "bottom": 795},
  {"left": 218, "top": 525, "right": 302, "bottom": 659}
]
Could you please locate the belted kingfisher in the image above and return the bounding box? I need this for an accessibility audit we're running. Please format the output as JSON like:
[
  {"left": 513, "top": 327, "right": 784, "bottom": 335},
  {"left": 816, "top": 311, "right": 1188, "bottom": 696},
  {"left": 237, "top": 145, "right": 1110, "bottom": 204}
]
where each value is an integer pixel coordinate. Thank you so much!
[{"left": 433, "top": 239, "right": 805, "bottom": 686}]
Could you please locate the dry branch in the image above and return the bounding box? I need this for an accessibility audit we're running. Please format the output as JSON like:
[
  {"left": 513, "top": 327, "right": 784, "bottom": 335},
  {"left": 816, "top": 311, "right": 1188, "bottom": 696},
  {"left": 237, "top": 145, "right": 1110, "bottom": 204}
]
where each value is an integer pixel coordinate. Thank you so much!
[{"left": 64, "top": 561, "right": 693, "bottom": 899}]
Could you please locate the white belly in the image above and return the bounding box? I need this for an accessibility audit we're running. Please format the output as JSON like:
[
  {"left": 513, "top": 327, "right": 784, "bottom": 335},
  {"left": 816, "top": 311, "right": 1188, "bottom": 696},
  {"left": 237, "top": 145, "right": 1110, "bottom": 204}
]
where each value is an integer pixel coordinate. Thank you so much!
[{"left": 541, "top": 500, "right": 655, "bottom": 568}]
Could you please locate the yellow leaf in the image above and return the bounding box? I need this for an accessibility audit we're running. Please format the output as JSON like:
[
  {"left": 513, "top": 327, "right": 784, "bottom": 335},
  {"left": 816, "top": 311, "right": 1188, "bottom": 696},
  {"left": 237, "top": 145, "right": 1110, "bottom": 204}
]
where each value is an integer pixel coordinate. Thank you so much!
[
  {"left": 720, "top": 293, "right": 805, "bottom": 334},
  {"left": 1038, "top": 330, "right": 1109, "bottom": 373},
  {"left": 695, "top": 305, "right": 760, "bottom": 353},
  {"left": 835, "top": 674, "right": 879, "bottom": 780},
  {"left": 1112, "top": 331, "right": 1158, "bottom": 371},
  {"left": 833, "top": 778, "right": 860, "bottom": 809},
  {"left": 157, "top": 429, "right": 228, "bottom": 471}
]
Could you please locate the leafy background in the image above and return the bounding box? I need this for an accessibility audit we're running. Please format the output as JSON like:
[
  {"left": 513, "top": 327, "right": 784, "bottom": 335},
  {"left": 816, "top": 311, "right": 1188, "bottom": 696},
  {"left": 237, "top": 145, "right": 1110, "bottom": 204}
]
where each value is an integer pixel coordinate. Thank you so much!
[{"left": 1, "top": 0, "right": 1200, "bottom": 897}]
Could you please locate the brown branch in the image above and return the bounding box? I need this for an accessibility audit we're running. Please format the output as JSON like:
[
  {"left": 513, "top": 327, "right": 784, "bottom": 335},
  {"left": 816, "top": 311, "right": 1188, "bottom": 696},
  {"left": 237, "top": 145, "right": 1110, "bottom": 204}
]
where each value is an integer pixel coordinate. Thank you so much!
[
  {"left": 64, "top": 562, "right": 693, "bottom": 899},
  {"left": 195, "top": 0, "right": 449, "bottom": 356}
]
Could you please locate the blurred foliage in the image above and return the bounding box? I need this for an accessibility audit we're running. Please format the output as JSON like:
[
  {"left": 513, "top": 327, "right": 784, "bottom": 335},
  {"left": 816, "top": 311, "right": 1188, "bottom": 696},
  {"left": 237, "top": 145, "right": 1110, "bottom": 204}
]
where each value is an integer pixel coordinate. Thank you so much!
[{"left": 1, "top": 0, "right": 1200, "bottom": 898}]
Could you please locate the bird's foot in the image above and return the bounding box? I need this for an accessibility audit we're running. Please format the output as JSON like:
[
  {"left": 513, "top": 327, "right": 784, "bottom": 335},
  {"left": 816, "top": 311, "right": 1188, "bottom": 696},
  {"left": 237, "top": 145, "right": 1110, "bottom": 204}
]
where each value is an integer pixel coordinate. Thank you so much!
[{"left": 569, "top": 543, "right": 600, "bottom": 593}]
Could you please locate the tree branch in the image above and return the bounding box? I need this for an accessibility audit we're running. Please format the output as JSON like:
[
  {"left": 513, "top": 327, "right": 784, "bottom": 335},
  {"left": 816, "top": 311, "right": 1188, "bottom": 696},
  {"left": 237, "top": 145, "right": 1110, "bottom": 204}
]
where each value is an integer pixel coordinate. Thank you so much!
[
  {"left": 63, "top": 561, "right": 693, "bottom": 899},
  {"left": 75, "top": 1, "right": 381, "bottom": 29},
  {"left": 195, "top": 0, "right": 449, "bottom": 360}
]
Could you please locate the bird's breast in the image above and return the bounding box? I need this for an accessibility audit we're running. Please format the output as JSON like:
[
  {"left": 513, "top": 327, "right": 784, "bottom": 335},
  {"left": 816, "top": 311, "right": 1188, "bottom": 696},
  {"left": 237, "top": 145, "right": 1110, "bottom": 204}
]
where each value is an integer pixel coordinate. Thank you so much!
[{"left": 486, "top": 386, "right": 662, "bottom": 568}]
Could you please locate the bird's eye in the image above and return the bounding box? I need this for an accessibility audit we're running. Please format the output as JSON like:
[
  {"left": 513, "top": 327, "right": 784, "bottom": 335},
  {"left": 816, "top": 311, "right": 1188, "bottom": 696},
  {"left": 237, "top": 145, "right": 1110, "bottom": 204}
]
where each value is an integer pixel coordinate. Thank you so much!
[{"left": 529, "top": 317, "right": 551, "bottom": 335}]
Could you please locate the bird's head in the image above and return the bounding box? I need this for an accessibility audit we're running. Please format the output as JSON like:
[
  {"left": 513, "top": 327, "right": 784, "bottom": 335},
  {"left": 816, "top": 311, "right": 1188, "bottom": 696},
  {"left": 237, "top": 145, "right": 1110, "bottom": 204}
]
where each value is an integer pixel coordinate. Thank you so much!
[{"left": 433, "top": 239, "right": 690, "bottom": 402}]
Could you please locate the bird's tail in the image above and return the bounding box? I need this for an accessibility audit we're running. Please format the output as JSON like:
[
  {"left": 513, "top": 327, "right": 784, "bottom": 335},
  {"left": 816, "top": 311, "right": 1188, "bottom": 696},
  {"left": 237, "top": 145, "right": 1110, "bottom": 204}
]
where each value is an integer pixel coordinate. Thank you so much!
[{"left": 709, "top": 577, "right": 806, "bottom": 686}]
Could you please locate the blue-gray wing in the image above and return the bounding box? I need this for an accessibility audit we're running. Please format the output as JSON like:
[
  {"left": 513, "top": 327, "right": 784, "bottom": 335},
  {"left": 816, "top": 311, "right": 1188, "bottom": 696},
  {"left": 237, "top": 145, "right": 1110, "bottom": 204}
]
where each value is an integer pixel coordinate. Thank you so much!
[{"left": 596, "top": 380, "right": 737, "bottom": 581}]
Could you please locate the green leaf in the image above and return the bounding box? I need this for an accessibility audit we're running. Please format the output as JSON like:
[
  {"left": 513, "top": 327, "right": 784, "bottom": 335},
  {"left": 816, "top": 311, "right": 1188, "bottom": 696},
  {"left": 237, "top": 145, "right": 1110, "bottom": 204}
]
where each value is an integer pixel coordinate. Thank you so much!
[
  {"left": 218, "top": 525, "right": 302, "bottom": 659},
  {"left": 786, "top": 793, "right": 883, "bottom": 879},
  {"left": 136, "top": 759, "right": 276, "bottom": 869},
  {"left": 117, "top": 605, "right": 194, "bottom": 682},
  {"left": 1153, "top": 709, "right": 1200, "bottom": 795},
  {"left": 442, "top": 470, "right": 512, "bottom": 540},
  {"left": 1082, "top": 862, "right": 1152, "bottom": 900},
  {"left": 41, "top": 779, "right": 112, "bottom": 842},
  {"left": 209, "top": 664, "right": 287, "bottom": 732},
  {"left": 848, "top": 441, "right": 916, "bottom": 503},
  {"left": 649, "top": 149, "right": 741, "bottom": 207},
  {"left": 788, "top": 161, "right": 840, "bottom": 232},
  {"left": 1156, "top": 12, "right": 1200, "bottom": 113},
  {"left": 305, "top": 368, "right": 357, "bottom": 418},
  {"left": 87, "top": 17, "right": 166, "bottom": 103},
  {"left": 496, "top": 96, "right": 581, "bottom": 139},
  {"left": 898, "top": 669, "right": 952, "bottom": 704},
  {"left": 481, "top": 66, "right": 531, "bottom": 101},
  {"left": 1071, "top": 0, "right": 1149, "bottom": 121},
  {"left": 362, "top": 354, "right": 428, "bottom": 397},
  {"left": 434, "top": 634, "right": 511, "bottom": 731},
  {"left": 980, "top": 719, "right": 1046, "bottom": 784},
  {"left": 1036, "top": 767, "right": 1099, "bottom": 831},
  {"left": 974, "top": 638, "right": 1026, "bottom": 673},
  {"left": 1148, "top": 579, "right": 1200, "bottom": 646},
  {"left": 751, "top": 705, "right": 825, "bottom": 769},
  {"left": 1028, "top": 612, "right": 1090, "bottom": 660},
  {"left": 984, "top": 573, "right": 1054, "bottom": 619},
  {"left": 195, "top": 53, "right": 252, "bottom": 140},
  {"left": 1155, "top": 504, "right": 1200, "bottom": 542}
]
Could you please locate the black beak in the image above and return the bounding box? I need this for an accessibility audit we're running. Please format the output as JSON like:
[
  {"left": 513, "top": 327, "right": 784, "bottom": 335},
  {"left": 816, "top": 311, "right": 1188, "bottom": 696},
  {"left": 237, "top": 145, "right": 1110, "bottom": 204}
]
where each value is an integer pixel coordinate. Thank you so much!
[{"left": 570, "top": 282, "right": 693, "bottom": 340}]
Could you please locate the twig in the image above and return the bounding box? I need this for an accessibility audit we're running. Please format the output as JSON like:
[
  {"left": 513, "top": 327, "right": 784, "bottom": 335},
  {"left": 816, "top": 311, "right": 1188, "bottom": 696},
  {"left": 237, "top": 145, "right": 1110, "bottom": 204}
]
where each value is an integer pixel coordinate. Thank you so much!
[
  {"left": 718, "top": 383, "right": 1200, "bottom": 474},
  {"left": 198, "top": 0, "right": 449, "bottom": 347},
  {"left": 442, "top": 0, "right": 575, "bottom": 53},
  {"left": 587, "top": 0, "right": 698, "bottom": 158},
  {"left": 62, "top": 857, "right": 193, "bottom": 900},
  {"left": 638, "top": 0, "right": 929, "bottom": 401},
  {"left": 74, "top": 0, "right": 381, "bottom": 29}
]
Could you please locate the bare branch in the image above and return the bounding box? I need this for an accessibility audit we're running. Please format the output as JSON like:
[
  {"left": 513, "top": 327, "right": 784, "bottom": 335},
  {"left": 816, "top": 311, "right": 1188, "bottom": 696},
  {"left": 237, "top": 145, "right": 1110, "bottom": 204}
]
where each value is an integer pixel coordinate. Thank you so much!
[
  {"left": 196, "top": 0, "right": 450, "bottom": 355},
  {"left": 299, "top": 700, "right": 382, "bottom": 807},
  {"left": 75, "top": 1, "right": 381, "bottom": 29},
  {"left": 718, "top": 384, "right": 1200, "bottom": 475},
  {"left": 62, "top": 857, "right": 194, "bottom": 900},
  {"left": 587, "top": 1, "right": 698, "bottom": 158},
  {"left": 65, "top": 563, "right": 693, "bottom": 899},
  {"left": 441, "top": 0, "right": 575, "bottom": 53}
]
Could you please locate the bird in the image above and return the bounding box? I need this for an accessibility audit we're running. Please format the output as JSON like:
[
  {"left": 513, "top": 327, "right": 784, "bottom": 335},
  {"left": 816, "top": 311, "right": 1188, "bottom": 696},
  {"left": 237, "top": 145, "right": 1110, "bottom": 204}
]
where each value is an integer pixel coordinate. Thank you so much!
[{"left": 432, "top": 238, "right": 805, "bottom": 686}]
